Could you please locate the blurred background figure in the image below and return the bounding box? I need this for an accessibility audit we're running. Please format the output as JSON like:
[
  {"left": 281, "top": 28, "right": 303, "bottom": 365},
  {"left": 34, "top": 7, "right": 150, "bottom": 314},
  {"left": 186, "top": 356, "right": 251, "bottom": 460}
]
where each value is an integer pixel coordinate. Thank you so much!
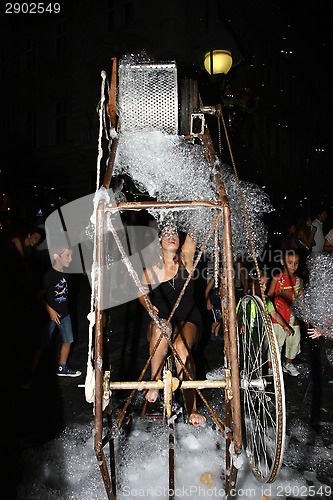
[
  {"left": 323, "top": 227, "right": 333, "bottom": 253},
  {"left": 311, "top": 209, "right": 328, "bottom": 254},
  {"left": 281, "top": 222, "right": 298, "bottom": 251}
]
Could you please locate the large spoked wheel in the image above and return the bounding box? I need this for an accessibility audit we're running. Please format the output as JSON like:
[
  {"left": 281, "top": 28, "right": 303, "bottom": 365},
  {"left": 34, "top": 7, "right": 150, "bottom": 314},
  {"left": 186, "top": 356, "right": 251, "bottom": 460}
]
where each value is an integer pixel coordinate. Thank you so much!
[{"left": 237, "top": 295, "right": 286, "bottom": 483}]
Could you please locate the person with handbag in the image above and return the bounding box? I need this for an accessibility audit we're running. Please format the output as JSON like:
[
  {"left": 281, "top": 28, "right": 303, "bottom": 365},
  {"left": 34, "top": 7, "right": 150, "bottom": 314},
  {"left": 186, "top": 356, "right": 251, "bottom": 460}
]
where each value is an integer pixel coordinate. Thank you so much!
[{"left": 296, "top": 215, "right": 317, "bottom": 254}]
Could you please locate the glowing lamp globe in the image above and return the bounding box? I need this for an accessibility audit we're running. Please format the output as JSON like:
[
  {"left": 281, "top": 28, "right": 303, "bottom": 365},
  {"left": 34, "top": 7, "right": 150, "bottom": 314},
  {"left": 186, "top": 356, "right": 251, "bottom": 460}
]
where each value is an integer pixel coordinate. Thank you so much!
[{"left": 204, "top": 50, "right": 233, "bottom": 75}]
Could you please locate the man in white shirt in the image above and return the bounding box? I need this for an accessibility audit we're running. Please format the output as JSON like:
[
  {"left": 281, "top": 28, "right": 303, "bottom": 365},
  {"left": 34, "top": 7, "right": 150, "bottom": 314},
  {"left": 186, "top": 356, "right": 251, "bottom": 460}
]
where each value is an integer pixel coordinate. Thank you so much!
[
  {"left": 311, "top": 209, "right": 328, "bottom": 254},
  {"left": 324, "top": 228, "right": 333, "bottom": 253}
]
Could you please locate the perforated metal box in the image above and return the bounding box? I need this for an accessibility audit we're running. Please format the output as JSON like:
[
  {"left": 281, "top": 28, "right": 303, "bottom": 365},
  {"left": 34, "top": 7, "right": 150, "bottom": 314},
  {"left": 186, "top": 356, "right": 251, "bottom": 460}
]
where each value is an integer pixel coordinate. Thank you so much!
[{"left": 118, "top": 62, "right": 178, "bottom": 134}]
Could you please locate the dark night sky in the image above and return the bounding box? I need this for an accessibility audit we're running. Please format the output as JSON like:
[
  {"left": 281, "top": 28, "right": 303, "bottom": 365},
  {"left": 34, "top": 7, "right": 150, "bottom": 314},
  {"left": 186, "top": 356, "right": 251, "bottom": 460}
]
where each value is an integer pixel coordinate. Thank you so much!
[{"left": 0, "top": 0, "right": 332, "bottom": 228}]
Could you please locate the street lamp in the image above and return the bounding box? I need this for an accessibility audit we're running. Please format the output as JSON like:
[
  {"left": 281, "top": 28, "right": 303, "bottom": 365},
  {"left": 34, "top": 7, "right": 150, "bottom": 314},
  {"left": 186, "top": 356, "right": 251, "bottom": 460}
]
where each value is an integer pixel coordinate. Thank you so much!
[
  {"left": 199, "top": 20, "right": 242, "bottom": 76},
  {"left": 203, "top": 50, "right": 233, "bottom": 75}
]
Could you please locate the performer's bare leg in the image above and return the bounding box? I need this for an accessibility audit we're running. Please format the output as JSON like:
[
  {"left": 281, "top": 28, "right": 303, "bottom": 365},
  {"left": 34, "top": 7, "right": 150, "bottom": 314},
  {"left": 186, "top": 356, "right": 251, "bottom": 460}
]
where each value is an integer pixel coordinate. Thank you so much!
[
  {"left": 146, "top": 322, "right": 169, "bottom": 403},
  {"left": 174, "top": 322, "right": 206, "bottom": 426}
]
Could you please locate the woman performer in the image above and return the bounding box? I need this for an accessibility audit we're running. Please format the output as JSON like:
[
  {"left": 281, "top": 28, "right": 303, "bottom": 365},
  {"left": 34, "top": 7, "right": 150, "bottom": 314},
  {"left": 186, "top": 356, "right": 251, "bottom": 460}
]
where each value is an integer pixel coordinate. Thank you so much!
[{"left": 138, "top": 225, "right": 206, "bottom": 426}]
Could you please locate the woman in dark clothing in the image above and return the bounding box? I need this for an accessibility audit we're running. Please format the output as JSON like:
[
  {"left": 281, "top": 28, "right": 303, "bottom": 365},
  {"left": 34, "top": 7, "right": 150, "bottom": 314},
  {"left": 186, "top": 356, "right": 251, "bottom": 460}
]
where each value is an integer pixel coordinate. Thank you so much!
[
  {"left": 11, "top": 227, "right": 45, "bottom": 258},
  {"left": 138, "top": 225, "right": 205, "bottom": 426},
  {"left": 281, "top": 222, "right": 298, "bottom": 251},
  {"left": 296, "top": 215, "right": 317, "bottom": 253},
  {"left": 2, "top": 226, "right": 46, "bottom": 384},
  {"left": 6, "top": 225, "right": 46, "bottom": 289},
  {"left": 295, "top": 215, "right": 317, "bottom": 280}
]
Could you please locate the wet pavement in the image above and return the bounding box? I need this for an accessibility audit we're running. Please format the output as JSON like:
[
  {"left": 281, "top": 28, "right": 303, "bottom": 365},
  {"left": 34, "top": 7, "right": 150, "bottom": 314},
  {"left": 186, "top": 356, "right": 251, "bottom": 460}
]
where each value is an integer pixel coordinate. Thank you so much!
[{"left": 4, "top": 274, "right": 333, "bottom": 498}]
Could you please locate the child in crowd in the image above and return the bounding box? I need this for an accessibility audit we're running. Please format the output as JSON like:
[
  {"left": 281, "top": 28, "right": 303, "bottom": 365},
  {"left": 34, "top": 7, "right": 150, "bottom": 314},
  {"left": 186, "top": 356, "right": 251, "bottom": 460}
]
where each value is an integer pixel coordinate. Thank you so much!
[
  {"left": 37, "top": 243, "right": 82, "bottom": 377},
  {"left": 251, "top": 269, "right": 294, "bottom": 350},
  {"left": 237, "top": 269, "right": 294, "bottom": 376},
  {"left": 267, "top": 249, "right": 303, "bottom": 376}
]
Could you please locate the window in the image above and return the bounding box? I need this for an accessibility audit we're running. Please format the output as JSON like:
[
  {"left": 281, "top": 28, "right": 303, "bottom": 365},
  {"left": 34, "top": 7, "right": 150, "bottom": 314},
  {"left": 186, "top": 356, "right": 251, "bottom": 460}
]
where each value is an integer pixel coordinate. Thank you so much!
[
  {"left": 0, "top": 49, "right": 9, "bottom": 82},
  {"left": 55, "top": 19, "right": 67, "bottom": 57},
  {"left": 55, "top": 100, "right": 68, "bottom": 144},
  {"left": 107, "top": 0, "right": 116, "bottom": 31},
  {"left": 0, "top": 114, "right": 10, "bottom": 142},
  {"left": 26, "top": 110, "right": 37, "bottom": 148},
  {"left": 108, "top": 0, "right": 134, "bottom": 30},
  {"left": 124, "top": 1, "right": 134, "bottom": 25},
  {"left": 26, "top": 36, "right": 36, "bottom": 69}
]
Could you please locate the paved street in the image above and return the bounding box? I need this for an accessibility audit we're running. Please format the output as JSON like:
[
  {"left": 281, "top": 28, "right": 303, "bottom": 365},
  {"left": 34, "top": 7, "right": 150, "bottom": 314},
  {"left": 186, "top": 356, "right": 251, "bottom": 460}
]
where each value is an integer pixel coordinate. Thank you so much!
[{"left": 4, "top": 274, "right": 333, "bottom": 498}]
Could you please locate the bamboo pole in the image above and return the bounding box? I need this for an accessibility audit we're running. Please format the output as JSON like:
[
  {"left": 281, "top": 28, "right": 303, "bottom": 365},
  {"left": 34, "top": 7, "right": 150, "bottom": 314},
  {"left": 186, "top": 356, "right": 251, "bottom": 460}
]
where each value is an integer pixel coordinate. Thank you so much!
[
  {"left": 103, "top": 57, "right": 118, "bottom": 190},
  {"left": 93, "top": 200, "right": 114, "bottom": 499},
  {"left": 107, "top": 379, "right": 228, "bottom": 391},
  {"left": 108, "top": 199, "right": 223, "bottom": 211},
  {"left": 199, "top": 126, "right": 242, "bottom": 454}
]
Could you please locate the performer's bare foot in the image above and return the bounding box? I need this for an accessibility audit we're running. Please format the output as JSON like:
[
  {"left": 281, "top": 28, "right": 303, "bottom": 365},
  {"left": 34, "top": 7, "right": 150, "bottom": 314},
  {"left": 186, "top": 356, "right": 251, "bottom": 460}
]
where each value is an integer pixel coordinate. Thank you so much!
[
  {"left": 145, "top": 389, "right": 159, "bottom": 403},
  {"left": 189, "top": 412, "right": 206, "bottom": 427}
]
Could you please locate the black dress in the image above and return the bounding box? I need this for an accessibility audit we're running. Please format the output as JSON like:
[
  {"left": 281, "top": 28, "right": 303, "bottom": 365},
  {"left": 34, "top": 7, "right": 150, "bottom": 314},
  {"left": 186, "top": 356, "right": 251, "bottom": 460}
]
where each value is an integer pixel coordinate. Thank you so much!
[{"left": 149, "top": 265, "right": 202, "bottom": 333}]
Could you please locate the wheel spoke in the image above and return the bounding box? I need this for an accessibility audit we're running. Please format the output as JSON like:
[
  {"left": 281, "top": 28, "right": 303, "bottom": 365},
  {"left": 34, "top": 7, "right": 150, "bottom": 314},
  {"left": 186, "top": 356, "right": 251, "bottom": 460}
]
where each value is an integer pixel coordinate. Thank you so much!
[{"left": 237, "top": 295, "right": 286, "bottom": 482}]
